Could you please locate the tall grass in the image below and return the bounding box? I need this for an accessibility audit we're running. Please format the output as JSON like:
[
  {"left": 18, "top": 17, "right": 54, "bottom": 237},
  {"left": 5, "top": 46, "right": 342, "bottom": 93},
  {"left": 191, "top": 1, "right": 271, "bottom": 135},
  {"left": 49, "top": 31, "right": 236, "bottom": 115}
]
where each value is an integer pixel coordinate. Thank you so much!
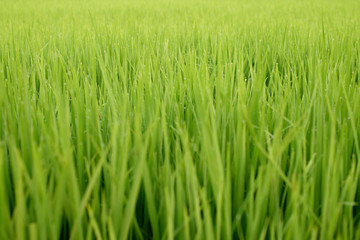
[{"left": 1, "top": 0, "right": 360, "bottom": 239}]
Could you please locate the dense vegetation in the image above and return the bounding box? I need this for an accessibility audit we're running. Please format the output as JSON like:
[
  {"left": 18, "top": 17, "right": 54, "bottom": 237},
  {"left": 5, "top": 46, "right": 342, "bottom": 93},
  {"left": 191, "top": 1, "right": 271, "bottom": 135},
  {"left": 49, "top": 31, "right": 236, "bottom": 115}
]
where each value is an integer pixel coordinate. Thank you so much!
[{"left": 1, "top": 0, "right": 360, "bottom": 239}]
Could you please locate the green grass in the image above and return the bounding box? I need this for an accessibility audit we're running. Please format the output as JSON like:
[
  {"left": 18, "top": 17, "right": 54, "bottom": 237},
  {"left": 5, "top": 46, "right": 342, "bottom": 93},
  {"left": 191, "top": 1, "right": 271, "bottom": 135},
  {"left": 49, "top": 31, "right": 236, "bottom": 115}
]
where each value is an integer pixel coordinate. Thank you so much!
[{"left": 1, "top": 0, "right": 360, "bottom": 239}]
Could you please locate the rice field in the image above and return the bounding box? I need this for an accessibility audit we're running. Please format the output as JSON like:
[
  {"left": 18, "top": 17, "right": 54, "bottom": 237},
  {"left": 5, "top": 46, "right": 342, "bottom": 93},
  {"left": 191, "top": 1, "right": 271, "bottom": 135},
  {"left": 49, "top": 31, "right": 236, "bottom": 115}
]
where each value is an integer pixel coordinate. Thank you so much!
[{"left": 1, "top": 0, "right": 360, "bottom": 239}]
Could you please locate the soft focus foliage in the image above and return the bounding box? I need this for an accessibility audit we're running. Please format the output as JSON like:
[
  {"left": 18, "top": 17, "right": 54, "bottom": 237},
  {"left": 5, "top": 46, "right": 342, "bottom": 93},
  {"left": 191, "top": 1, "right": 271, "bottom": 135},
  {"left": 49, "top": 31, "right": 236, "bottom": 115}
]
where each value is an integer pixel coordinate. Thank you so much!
[{"left": 0, "top": 0, "right": 360, "bottom": 239}]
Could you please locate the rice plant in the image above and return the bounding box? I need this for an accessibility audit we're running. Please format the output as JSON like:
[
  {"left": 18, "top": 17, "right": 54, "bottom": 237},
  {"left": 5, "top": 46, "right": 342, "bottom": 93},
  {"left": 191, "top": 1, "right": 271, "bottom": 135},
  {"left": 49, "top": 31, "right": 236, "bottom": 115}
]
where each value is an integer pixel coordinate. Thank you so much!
[{"left": 0, "top": 0, "right": 360, "bottom": 239}]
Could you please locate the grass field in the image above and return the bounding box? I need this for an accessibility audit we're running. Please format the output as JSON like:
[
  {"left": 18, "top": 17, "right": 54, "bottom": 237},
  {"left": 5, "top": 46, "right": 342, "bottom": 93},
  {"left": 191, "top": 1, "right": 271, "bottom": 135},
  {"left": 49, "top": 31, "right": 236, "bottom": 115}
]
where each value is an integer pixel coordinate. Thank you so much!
[{"left": 1, "top": 0, "right": 360, "bottom": 239}]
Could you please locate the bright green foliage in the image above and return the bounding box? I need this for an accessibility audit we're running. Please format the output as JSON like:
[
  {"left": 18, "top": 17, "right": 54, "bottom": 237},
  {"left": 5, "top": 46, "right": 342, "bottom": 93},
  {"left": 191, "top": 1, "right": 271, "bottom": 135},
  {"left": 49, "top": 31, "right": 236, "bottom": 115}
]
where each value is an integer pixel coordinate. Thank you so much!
[{"left": 1, "top": 0, "right": 360, "bottom": 239}]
